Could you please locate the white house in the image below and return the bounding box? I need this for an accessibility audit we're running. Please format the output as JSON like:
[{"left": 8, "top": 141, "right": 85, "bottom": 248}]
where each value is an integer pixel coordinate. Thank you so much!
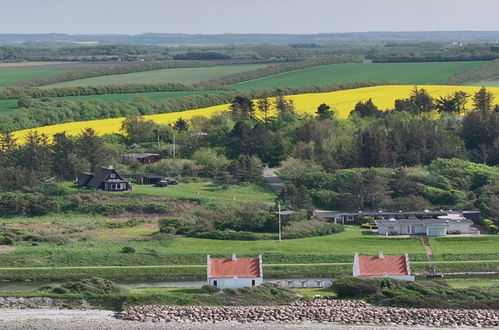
[
  {"left": 353, "top": 252, "right": 415, "bottom": 281},
  {"left": 375, "top": 213, "right": 474, "bottom": 236},
  {"left": 207, "top": 254, "right": 263, "bottom": 289}
]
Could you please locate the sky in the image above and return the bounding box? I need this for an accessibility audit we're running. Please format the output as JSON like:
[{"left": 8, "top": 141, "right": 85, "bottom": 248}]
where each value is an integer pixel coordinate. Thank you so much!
[{"left": 1, "top": 0, "right": 499, "bottom": 35}]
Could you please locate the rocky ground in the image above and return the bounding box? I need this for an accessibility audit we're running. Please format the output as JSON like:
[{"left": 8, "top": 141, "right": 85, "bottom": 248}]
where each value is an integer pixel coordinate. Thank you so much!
[
  {"left": 117, "top": 299, "right": 499, "bottom": 328},
  {"left": 0, "top": 309, "right": 480, "bottom": 330}
]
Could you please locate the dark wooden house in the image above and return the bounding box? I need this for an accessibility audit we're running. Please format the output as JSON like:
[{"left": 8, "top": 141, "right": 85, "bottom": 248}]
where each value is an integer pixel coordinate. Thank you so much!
[
  {"left": 77, "top": 166, "right": 130, "bottom": 192},
  {"left": 121, "top": 153, "right": 162, "bottom": 165}
]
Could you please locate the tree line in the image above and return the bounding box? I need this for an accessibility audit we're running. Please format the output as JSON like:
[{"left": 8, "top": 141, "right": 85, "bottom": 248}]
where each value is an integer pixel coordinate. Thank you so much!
[
  {"left": 0, "top": 83, "right": 201, "bottom": 100},
  {"left": 0, "top": 81, "right": 384, "bottom": 133}
]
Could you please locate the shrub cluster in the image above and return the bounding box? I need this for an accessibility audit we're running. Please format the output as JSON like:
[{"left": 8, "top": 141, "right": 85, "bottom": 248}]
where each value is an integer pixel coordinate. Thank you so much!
[
  {"left": 50, "top": 277, "right": 123, "bottom": 295},
  {"left": 331, "top": 276, "right": 499, "bottom": 310},
  {"left": 0, "top": 193, "right": 58, "bottom": 216},
  {"left": 282, "top": 221, "right": 344, "bottom": 239}
]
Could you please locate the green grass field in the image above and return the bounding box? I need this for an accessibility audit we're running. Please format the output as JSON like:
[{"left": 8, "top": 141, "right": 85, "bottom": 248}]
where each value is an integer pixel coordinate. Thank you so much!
[
  {"left": 0, "top": 70, "right": 68, "bottom": 87},
  {"left": 233, "top": 61, "right": 489, "bottom": 90},
  {"left": 0, "top": 226, "right": 425, "bottom": 268},
  {"left": 129, "top": 180, "right": 276, "bottom": 203},
  {"left": 45, "top": 64, "right": 267, "bottom": 87},
  {"left": 429, "top": 236, "right": 499, "bottom": 256},
  {"left": 0, "top": 99, "right": 19, "bottom": 116}
]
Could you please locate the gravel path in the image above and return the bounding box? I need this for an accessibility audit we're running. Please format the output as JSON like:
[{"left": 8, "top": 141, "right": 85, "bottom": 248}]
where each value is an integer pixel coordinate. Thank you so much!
[{"left": 0, "top": 309, "right": 478, "bottom": 330}]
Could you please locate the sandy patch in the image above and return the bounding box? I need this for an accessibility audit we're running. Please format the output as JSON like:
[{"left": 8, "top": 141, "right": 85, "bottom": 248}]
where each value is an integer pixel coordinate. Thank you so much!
[{"left": 0, "top": 246, "right": 15, "bottom": 254}]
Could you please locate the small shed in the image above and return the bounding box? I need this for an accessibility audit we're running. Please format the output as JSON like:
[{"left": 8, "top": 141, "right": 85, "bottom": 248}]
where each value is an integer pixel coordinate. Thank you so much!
[
  {"left": 142, "top": 174, "right": 164, "bottom": 185},
  {"left": 353, "top": 252, "right": 414, "bottom": 281},
  {"left": 207, "top": 254, "right": 263, "bottom": 289},
  {"left": 121, "top": 153, "right": 162, "bottom": 165}
]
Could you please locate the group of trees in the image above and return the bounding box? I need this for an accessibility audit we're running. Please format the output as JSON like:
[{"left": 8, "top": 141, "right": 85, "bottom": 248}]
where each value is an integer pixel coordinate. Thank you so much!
[
  {"left": 280, "top": 157, "right": 499, "bottom": 220},
  {"left": 0, "top": 129, "right": 111, "bottom": 190}
]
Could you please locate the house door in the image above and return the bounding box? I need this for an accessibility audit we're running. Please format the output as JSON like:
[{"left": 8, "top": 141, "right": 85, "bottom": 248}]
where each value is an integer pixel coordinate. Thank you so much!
[
  {"left": 251, "top": 280, "right": 255, "bottom": 287},
  {"left": 407, "top": 225, "right": 416, "bottom": 234}
]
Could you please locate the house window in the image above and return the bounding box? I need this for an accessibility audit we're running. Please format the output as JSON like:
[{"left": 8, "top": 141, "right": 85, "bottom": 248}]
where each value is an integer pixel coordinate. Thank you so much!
[
  {"left": 251, "top": 280, "right": 255, "bottom": 287},
  {"left": 387, "top": 226, "right": 395, "bottom": 232},
  {"left": 427, "top": 226, "right": 446, "bottom": 236},
  {"left": 213, "top": 280, "right": 217, "bottom": 287},
  {"left": 110, "top": 173, "right": 116, "bottom": 179}
]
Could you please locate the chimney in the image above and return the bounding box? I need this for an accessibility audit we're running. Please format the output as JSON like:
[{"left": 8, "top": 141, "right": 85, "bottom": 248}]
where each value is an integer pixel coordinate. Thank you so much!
[
  {"left": 107, "top": 165, "right": 114, "bottom": 170},
  {"left": 231, "top": 253, "right": 237, "bottom": 261},
  {"left": 378, "top": 252, "right": 384, "bottom": 259}
]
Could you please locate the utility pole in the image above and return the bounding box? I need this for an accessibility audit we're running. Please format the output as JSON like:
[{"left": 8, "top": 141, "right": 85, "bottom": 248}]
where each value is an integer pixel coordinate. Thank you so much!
[
  {"left": 278, "top": 201, "right": 282, "bottom": 242},
  {"left": 156, "top": 130, "right": 160, "bottom": 149},
  {"left": 172, "top": 133, "right": 176, "bottom": 159}
]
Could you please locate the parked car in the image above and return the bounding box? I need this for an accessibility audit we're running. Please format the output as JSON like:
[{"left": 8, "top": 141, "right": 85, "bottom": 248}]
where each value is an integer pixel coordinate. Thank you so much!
[
  {"left": 165, "top": 178, "right": 178, "bottom": 185},
  {"left": 154, "top": 180, "right": 168, "bottom": 187}
]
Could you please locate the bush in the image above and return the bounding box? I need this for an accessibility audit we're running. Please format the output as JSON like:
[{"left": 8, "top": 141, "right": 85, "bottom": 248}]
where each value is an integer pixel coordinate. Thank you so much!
[
  {"left": 282, "top": 221, "right": 344, "bottom": 239},
  {"left": 33, "top": 182, "right": 69, "bottom": 196},
  {"left": 121, "top": 246, "right": 136, "bottom": 253},
  {"left": 52, "top": 277, "right": 122, "bottom": 295},
  {"left": 331, "top": 276, "right": 381, "bottom": 298},
  {"left": 189, "top": 230, "right": 273, "bottom": 241},
  {"left": 201, "top": 285, "right": 220, "bottom": 294},
  {"left": 158, "top": 218, "right": 194, "bottom": 234}
]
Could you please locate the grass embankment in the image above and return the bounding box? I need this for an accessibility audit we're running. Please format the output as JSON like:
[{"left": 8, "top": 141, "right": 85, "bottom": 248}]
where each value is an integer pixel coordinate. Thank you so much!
[
  {"left": 46, "top": 64, "right": 267, "bottom": 87},
  {"left": 233, "top": 61, "right": 489, "bottom": 90}
]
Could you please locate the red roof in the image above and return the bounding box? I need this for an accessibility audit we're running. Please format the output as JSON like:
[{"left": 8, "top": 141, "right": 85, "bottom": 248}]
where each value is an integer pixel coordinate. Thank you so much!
[
  {"left": 358, "top": 255, "right": 408, "bottom": 276},
  {"left": 209, "top": 257, "right": 260, "bottom": 278}
]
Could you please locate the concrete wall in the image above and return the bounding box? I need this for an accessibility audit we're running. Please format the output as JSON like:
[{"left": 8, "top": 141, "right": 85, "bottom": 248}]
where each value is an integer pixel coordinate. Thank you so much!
[
  {"left": 361, "top": 275, "right": 415, "bottom": 281},
  {"left": 447, "top": 222, "right": 472, "bottom": 233},
  {"left": 208, "top": 277, "right": 263, "bottom": 289}
]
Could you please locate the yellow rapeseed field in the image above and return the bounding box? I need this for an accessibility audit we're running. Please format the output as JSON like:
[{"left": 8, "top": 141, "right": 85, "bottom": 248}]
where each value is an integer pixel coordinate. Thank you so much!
[{"left": 12, "top": 85, "right": 499, "bottom": 143}]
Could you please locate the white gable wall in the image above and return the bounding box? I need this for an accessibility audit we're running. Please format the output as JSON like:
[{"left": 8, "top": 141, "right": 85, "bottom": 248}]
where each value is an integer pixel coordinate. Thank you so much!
[{"left": 208, "top": 277, "right": 263, "bottom": 289}]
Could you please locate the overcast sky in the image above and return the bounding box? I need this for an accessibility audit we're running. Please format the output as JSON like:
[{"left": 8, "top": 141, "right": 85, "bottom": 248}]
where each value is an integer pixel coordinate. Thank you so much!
[{"left": 1, "top": 0, "right": 498, "bottom": 34}]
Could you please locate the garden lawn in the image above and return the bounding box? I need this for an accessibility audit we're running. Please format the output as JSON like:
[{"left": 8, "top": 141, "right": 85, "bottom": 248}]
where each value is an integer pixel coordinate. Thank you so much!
[
  {"left": 429, "top": 236, "right": 499, "bottom": 258},
  {"left": 233, "top": 61, "right": 489, "bottom": 90},
  {"left": 45, "top": 64, "right": 267, "bottom": 87},
  {"left": 130, "top": 181, "right": 276, "bottom": 203}
]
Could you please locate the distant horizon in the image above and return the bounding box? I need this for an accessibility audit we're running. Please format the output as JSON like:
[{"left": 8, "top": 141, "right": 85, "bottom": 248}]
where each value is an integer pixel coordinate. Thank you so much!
[
  {"left": 2, "top": 30, "right": 499, "bottom": 36},
  {"left": 1, "top": 0, "right": 498, "bottom": 35}
]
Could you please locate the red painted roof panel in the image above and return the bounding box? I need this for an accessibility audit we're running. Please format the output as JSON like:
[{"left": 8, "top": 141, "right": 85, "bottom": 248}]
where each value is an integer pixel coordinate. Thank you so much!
[
  {"left": 209, "top": 258, "right": 260, "bottom": 278},
  {"left": 358, "top": 255, "right": 408, "bottom": 276}
]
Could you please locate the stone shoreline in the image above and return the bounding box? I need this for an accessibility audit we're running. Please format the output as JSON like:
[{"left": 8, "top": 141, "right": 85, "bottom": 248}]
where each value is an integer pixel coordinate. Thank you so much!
[{"left": 116, "top": 299, "right": 499, "bottom": 328}]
